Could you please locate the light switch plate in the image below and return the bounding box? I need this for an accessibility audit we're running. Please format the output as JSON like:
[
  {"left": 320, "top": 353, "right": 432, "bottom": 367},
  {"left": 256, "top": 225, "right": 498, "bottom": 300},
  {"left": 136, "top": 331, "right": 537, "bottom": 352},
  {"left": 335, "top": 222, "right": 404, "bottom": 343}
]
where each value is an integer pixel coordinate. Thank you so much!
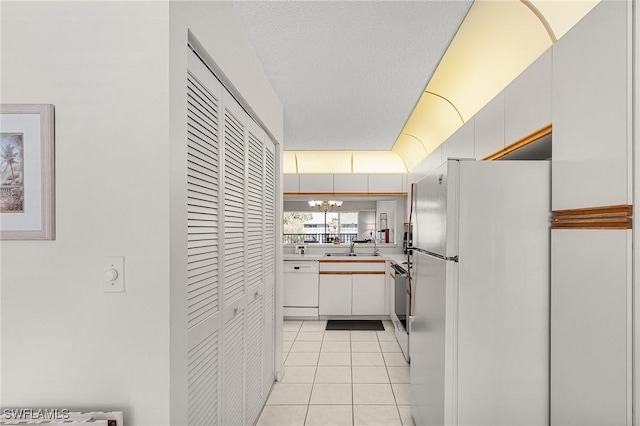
[{"left": 103, "top": 256, "right": 125, "bottom": 293}]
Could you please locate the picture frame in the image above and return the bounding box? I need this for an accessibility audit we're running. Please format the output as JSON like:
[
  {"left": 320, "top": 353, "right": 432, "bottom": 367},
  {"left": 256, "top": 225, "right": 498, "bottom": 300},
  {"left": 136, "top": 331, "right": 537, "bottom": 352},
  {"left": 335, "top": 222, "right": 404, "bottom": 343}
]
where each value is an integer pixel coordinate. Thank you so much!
[{"left": 0, "top": 104, "right": 55, "bottom": 240}]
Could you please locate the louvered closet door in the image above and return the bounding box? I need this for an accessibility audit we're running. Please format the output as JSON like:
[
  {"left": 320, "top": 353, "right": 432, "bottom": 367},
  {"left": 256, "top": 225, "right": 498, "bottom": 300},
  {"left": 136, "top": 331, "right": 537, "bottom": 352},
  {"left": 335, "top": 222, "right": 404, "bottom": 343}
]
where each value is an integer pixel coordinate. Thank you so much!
[
  {"left": 245, "top": 291, "right": 264, "bottom": 423},
  {"left": 246, "top": 124, "right": 264, "bottom": 293},
  {"left": 188, "top": 328, "right": 219, "bottom": 425},
  {"left": 223, "top": 307, "right": 245, "bottom": 426},
  {"left": 263, "top": 141, "right": 277, "bottom": 391},
  {"left": 222, "top": 91, "right": 249, "bottom": 426},
  {"left": 186, "top": 48, "right": 223, "bottom": 426},
  {"left": 223, "top": 96, "right": 247, "bottom": 306},
  {"left": 245, "top": 121, "right": 267, "bottom": 424},
  {"left": 184, "top": 45, "right": 277, "bottom": 426}
]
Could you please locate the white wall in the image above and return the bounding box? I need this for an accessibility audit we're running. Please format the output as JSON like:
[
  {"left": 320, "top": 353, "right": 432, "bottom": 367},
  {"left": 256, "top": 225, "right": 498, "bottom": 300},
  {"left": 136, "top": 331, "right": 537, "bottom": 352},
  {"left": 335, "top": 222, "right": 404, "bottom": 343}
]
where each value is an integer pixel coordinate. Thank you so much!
[
  {"left": 0, "top": 2, "right": 171, "bottom": 424},
  {"left": 1, "top": 2, "right": 284, "bottom": 425}
]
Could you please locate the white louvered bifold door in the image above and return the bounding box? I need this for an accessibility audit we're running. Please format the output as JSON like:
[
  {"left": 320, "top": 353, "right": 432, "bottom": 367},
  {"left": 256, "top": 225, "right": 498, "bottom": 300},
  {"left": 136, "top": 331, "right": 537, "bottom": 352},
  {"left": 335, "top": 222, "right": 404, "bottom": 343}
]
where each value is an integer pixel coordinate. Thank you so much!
[
  {"left": 221, "top": 94, "right": 249, "bottom": 426},
  {"left": 244, "top": 121, "right": 266, "bottom": 424},
  {"left": 264, "top": 146, "right": 276, "bottom": 279},
  {"left": 263, "top": 141, "right": 277, "bottom": 392},
  {"left": 223, "top": 308, "right": 245, "bottom": 426},
  {"left": 188, "top": 329, "right": 219, "bottom": 425},
  {"left": 186, "top": 48, "right": 223, "bottom": 426},
  {"left": 245, "top": 291, "right": 264, "bottom": 421},
  {"left": 223, "top": 96, "right": 247, "bottom": 306},
  {"left": 246, "top": 127, "right": 264, "bottom": 293},
  {"left": 182, "top": 45, "right": 277, "bottom": 426}
]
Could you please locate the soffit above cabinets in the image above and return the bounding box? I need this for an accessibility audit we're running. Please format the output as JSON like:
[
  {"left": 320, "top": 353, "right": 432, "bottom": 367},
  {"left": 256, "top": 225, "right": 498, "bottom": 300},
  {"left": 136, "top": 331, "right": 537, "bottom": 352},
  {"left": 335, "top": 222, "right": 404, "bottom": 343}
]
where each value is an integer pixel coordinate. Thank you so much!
[{"left": 389, "top": 0, "right": 600, "bottom": 171}]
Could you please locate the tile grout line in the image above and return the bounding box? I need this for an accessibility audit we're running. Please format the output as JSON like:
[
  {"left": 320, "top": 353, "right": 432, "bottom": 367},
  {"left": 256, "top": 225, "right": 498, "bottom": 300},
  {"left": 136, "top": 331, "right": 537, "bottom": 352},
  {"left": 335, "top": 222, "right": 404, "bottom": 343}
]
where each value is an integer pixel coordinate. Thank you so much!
[
  {"left": 381, "top": 328, "right": 405, "bottom": 426},
  {"left": 350, "top": 330, "right": 355, "bottom": 426},
  {"left": 302, "top": 331, "right": 317, "bottom": 425},
  {"left": 305, "top": 320, "right": 321, "bottom": 426}
]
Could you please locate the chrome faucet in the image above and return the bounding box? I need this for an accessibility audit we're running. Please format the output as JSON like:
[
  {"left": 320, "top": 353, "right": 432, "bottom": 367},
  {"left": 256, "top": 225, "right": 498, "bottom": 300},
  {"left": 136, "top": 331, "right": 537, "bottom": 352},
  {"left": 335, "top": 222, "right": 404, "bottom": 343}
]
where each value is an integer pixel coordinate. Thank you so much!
[
  {"left": 350, "top": 240, "right": 357, "bottom": 255},
  {"left": 372, "top": 239, "right": 379, "bottom": 256}
]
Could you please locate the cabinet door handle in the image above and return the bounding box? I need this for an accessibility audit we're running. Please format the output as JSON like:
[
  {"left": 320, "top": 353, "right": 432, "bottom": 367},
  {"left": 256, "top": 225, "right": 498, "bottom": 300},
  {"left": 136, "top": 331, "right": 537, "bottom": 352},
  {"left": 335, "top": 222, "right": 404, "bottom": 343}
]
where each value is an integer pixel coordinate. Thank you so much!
[{"left": 294, "top": 266, "right": 300, "bottom": 270}]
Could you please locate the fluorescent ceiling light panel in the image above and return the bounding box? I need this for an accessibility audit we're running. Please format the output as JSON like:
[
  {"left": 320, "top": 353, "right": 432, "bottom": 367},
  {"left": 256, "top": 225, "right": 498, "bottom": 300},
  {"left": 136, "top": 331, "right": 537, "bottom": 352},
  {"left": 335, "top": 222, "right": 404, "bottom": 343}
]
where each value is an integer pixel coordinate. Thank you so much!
[
  {"left": 529, "top": 0, "right": 600, "bottom": 40},
  {"left": 295, "top": 151, "right": 352, "bottom": 174},
  {"left": 352, "top": 151, "right": 407, "bottom": 173},
  {"left": 397, "top": 91, "right": 465, "bottom": 153},
  {"left": 283, "top": 151, "right": 298, "bottom": 173},
  {"left": 391, "top": 135, "right": 428, "bottom": 172},
  {"left": 426, "top": 0, "right": 551, "bottom": 122}
]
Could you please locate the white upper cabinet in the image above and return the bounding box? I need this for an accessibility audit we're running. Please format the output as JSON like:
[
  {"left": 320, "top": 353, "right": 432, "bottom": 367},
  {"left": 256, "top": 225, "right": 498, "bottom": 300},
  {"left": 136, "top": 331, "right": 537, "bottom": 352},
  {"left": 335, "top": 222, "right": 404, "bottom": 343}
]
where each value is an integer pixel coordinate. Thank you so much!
[
  {"left": 505, "top": 49, "right": 552, "bottom": 145},
  {"left": 285, "top": 173, "right": 407, "bottom": 194},
  {"left": 299, "top": 173, "right": 333, "bottom": 193},
  {"left": 334, "top": 173, "right": 368, "bottom": 193},
  {"left": 283, "top": 174, "right": 299, "bottom": 193},
  {"left": 441, "top": 117, "right": 475, "bottom": 161},
  {"left": 410, "top": 146, "right": 442, "bottom": 184},
  {"left": 474, "top": 92, "right": 505, "bottom": 160},
  {"left": 552, "top": 1, "right": 630, "bottom": 210},
  {"left": 368, "top": 174, "right": 405, "bottom": 193}
]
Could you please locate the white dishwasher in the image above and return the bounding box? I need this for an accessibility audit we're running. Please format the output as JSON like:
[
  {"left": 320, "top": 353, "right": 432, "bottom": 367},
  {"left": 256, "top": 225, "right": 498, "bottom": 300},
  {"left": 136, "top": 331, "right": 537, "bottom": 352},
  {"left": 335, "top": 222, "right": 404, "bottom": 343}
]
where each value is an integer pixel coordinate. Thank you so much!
[{"left": 283, "top": 260, "right": 319, "bottom": 319}]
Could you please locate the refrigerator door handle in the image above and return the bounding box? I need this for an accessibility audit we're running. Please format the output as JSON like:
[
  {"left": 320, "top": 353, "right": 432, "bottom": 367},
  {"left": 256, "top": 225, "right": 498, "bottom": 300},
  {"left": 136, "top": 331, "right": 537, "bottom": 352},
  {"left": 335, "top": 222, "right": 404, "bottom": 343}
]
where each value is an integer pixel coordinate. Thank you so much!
[{"left": 409, "top": 247, "right": 458, "bottom": 263}]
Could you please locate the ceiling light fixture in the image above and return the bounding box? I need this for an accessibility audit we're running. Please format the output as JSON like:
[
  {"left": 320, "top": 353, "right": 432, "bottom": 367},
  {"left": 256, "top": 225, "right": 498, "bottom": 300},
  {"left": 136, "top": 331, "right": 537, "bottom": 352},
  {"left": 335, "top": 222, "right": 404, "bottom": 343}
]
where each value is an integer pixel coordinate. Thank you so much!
[{"left": 308, "top": 200, "right": 343, "bottom": 212}]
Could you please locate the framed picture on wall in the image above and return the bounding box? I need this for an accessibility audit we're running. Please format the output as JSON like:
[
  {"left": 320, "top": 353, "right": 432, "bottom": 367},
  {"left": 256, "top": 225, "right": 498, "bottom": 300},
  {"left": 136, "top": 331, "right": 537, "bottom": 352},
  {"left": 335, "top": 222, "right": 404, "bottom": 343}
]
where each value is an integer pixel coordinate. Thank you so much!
[{"left": 0, "top": 104, "right": 55, "bottom": 240}]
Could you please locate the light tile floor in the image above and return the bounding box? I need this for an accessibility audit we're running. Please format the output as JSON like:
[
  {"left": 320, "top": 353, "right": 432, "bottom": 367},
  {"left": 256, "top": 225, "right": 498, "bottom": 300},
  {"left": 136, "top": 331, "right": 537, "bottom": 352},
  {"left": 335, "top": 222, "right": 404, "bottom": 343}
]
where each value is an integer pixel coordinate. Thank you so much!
[{"left": 256, "top": 320, "right": 415, "bottom": 426}]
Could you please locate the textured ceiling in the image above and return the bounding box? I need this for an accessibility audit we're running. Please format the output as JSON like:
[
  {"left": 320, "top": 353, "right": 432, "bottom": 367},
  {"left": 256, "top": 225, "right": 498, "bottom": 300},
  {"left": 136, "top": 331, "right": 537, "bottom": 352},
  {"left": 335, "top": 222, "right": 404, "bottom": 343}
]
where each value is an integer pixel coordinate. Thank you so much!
[{"left": 231, "top": 1, "right": 473, "bottom": 150}]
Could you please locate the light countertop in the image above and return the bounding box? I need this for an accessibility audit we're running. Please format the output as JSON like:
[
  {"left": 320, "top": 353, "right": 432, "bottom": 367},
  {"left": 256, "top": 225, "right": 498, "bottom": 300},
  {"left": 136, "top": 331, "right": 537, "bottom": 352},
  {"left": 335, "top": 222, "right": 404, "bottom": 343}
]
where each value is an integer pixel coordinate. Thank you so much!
[{"left": 283, "top": 253, "right": 410, "bottom": 264}]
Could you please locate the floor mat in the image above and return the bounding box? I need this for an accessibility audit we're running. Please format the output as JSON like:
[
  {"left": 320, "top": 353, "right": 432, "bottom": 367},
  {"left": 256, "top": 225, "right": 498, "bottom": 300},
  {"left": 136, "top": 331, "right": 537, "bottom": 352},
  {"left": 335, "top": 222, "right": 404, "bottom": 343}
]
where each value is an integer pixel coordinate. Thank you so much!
[{"left": 325, "top": 320, "right": 385, "bottom": 331}]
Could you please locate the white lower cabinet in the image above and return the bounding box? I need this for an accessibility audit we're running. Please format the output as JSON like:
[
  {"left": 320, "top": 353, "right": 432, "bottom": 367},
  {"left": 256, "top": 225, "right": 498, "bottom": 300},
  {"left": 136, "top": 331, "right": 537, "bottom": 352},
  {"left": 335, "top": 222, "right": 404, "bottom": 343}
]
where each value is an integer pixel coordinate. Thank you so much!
[
  {"left": 352, "top": 274, "right": 385, "bottom": 315},
  {"left": 318, "top": 260, "right": 386, "bottom": 316},
  {"left": 319, "top": 275, "right": 352, "bottom": 316},
  {"left": 551, "top": 229, "right": 631, "bottom": 425}
]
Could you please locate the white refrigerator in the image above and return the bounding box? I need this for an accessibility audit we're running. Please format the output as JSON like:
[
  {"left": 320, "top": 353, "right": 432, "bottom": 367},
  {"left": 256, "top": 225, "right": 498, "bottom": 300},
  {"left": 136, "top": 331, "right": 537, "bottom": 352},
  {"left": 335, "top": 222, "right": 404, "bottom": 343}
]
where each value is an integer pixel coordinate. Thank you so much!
[{"left": 410, "top": 159, "right": 550, "bottom": 426}]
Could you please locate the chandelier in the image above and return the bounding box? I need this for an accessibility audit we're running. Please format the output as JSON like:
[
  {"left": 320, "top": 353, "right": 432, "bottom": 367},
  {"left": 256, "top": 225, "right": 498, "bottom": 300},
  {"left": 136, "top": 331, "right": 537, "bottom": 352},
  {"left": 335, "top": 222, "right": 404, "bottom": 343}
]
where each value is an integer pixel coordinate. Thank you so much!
[{"left": 308, "top": 200, "right": 343, "bottom": 212}]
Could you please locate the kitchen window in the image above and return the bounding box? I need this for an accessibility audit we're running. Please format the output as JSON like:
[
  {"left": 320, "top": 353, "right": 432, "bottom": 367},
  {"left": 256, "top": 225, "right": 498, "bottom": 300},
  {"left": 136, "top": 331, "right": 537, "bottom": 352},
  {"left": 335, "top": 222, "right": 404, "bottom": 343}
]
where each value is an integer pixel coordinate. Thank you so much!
[{"left": 284, "top": 211, "right": 358, "bottom": 244}]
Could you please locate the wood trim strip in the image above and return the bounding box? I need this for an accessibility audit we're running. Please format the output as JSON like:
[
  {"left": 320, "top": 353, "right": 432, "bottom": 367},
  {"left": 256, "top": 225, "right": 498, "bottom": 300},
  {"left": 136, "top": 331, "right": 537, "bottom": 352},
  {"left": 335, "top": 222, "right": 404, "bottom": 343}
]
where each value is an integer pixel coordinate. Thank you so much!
[
  {"left": 284, "top": 192, "right": 407, "bottom": 197},
  {"left": 319, "top": 259, "right": 386, "bottom": 263},
  {"left": 483, "top": 124, "right": 552, "bottom": 161},
  {"left": 319, "top": 271, "right": 386, "bottom": 275},
  {"left": 552, "top": 204, "right": 632, "bottom": 220},
  {"left": 551, "top": 218, "right": 632, "bottom": 230},
  {"left": 551, "top": 204, "right": 633, "bottom": 229}
]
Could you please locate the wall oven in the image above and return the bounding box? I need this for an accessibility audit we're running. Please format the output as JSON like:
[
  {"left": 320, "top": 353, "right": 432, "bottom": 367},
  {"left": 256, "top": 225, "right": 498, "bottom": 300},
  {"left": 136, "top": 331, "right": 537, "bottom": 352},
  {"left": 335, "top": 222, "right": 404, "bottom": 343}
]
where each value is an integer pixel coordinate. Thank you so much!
[{"left": 390, "top": 262, "right": 410, "bottom": 361}]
